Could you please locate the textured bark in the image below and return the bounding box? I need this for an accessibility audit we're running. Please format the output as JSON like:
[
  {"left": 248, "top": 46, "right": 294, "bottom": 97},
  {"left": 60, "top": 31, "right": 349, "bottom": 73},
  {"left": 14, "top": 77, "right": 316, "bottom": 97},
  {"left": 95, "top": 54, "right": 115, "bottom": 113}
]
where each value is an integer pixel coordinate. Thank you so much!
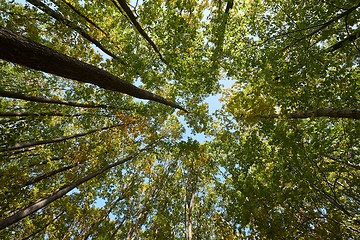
[
  {"left": 0, "top": 146, "right": 148, "bottom": 230},
  {"left": 0, "top": 123, "right": 124, "bottom": 152},
  {"left": 115, "top": 0, "right": 166, "bottom": 63},
  {"left": 27, "top": 0, "right": 117, "bottom": 59},
  {"left": 0, "top": 90, "right": 110, "bottom": 109},
  {"left": 259, "top": 108, "right": 360, "bottom": 120},
  {"left": 0, "top": 27, "right": 186, "bottom": 111}
]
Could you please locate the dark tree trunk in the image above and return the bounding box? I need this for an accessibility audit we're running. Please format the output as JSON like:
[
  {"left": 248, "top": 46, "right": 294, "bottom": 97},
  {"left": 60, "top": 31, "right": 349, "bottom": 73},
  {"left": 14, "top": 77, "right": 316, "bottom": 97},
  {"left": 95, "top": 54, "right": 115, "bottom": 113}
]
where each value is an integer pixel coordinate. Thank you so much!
[
  {"left": 22, "top": 211, "right": 65, "bottom": 240},
  {"left": 26, "top": 0, "right": 118, "bottom": 59},
  {"left": 0, "top": 123, "right": 125, "bottom": 152},
  {"left": 21, "top": 163, "right": 78, "bottom": 187},
  {"left": 0, "top": 27, "right": 187, "bottom": 111},
  {"left": 115, "top": 0, "right": 166, "bottom": 63},
  {"left": 258, "top": 108, "right": 360, "bottom": 120},
  {"left": 59, "top": 0, "right": 107, "bottom": 35},
  {"left": 0, "top": 146, "right": 149, "bottom": 230},
  {"left": 0, "top": 90, "right": 110, "bottom": 109},
  {"left": 328, "top": 28, "right": 360, "bottom": 52}
]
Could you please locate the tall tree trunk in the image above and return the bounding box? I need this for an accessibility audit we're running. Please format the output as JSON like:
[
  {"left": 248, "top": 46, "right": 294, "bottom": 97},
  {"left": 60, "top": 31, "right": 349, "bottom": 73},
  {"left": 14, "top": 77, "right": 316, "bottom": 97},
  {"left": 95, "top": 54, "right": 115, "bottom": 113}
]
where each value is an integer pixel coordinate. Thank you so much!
[
  {"left": 59, "top": 0, "right": 107, "bottom": 35},
  {"left": 0, "top": 27, "right": 187, "bottom": 112},
  {"left": 20, "top": 163, "right": 78, "bottom": 188},
  {"left": 0, "top": 111, "right": 118, "bottom": 118},
  {"left": 83, "top": 193, "right": 127, "bottom": 240},
  {"left": 185, "top": 192, "right": 194, "bottom": 240},
  {"left": 22, "top": 210, "right": 65, "bottom": 240},
  {"left": 0, "top": 145, "right": 150, "bottom": 230},
  {"left": 0, "top": 123, "right": 125, "bottom": 152},
  {"left": 0, "top": 90, "right": 110, "bottom": 109},
  {"left": 26, "top": 0, "right": 118, "bottom": 60},
  {"left": 114, "top": 0, "right": 166, "bottom": 63},
  {"left": 257, "top": 108, "right": 360, "bottom": 119},
  {"left": 328, "top": 28, "right": 360, "bottom": 52}
]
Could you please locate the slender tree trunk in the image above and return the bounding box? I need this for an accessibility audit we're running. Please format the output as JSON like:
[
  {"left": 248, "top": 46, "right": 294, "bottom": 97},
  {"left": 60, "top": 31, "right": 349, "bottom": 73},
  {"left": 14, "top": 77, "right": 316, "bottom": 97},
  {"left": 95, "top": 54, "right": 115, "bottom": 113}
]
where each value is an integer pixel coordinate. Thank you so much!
[
  {"left": 0, "top": 111, "right": 120, "bottom": 118},
  {"left": 0, "top": 145, "right": 150, "bottom": 230},
  {"left": 26, "top": 0, "right": 118, "bottom": 59},
  {"left": 0, "top": 27, "right": 187, "bottom": 111},
  {"left": 21, "top": 163, "right": 78, "bottom": 187},
  {"left": 59, "top": 0, "right": 107, "bottom": 35},
  {"left": 185, "top": 192, "right": 194, "bottom": 240},
  {"left": 115, "top": 0, "right": 166, "bottom": 63},
  {"left": 22, "top": 210, "right": 65, "bottom": 240},
  {"left": 83, "top": 194, "right": 127, "bottom": 240},
  {"left": 0, "top": 90, "right": 110, "bottom": 109},
  {"left": 0, "top": 123, "right": 125, "bottom": 152},
  {"left": 282, "top": 2, "right": 360, "bottom": 51},
  {"left": 257, "top": 108, "right": 360, "bottom": 119},
  {"left": 328, "top": 28, "right": 360, "bottom": 52}
]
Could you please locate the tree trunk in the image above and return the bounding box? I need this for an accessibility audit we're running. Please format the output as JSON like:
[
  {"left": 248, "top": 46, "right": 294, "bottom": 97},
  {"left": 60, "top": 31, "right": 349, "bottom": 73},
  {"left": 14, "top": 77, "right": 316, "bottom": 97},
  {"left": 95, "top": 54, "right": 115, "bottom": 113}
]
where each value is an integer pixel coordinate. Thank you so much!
[
  {"left": 22, "top": 211, "right": 65, "bottom": 240},
  {"left": 26, "top": 0, "right": 118, "bottom": 59},
  {"left": 83, "top": 194, "right": 127, "bottom": 240},
  {"left": 258, "top": 108, "right": 360, "bottom": 119},
  {"left": 60, "top": 0, "right": 107, "bottom": 35},
  {"left": 0, "top": 111, "right": 120, "bottom": 118},
  {"left": 0, "top": 123, "right": 125, "bottom": 152},
  {"left": 21, "top": 163, "right": 78, "bottom": 188},
  {"left": 0, "top": 90, "right": 110, "bottom": 109},
  {"left": 0, "top": 146, "right": 149, "bottom": 230},
  {"left": 328, "top": 28, "right": 360, "bottom": 52},
  {"left": 115, "top": 0, "right": 166, "bottom": 63},
  {"left": 0, "top": 27, "right": 187, "bottom": 112}
]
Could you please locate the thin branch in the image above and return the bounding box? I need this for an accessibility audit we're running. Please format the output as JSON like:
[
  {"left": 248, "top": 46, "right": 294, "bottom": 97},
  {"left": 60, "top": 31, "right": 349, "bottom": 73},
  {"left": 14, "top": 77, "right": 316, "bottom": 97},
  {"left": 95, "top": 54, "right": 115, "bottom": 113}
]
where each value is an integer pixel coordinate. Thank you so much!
[{"left": 22, "top": 210, "right": 65, "bottom": 240}]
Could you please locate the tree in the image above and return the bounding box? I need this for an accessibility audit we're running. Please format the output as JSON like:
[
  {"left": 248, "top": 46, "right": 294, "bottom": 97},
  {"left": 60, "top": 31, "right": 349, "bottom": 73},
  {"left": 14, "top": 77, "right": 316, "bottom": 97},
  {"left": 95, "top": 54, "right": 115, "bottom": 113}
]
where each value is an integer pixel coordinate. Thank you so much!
[{"left": 0, "top": 0, "right": 359, "bottom": 239}]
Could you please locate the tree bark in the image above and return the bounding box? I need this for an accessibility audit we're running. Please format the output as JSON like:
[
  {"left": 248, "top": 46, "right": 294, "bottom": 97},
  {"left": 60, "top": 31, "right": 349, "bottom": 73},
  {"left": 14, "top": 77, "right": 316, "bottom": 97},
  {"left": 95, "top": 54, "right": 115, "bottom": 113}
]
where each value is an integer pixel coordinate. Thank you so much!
[
  {"left": 0, "top": 146, "right": 149, "bottom": 230},
  {"left": 0, "top": 90, "right": 110, "bottom": 109},
  {"left": 0, "top": 123, "right": 125, "bottom": 152},
  {"left": 257, "top": 108, "right": 360, "bottom": 120},
  {"left": 0, "top": 27, "right": 187, "bottom": 112}
]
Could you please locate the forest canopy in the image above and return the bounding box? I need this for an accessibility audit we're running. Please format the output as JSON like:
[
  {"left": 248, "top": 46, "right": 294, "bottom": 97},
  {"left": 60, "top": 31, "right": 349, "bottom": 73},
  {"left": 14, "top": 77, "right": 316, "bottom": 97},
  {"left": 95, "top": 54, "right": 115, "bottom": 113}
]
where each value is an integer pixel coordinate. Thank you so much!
[{"left": 0, "top": 0, "right": 359, "bottom": 239}]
